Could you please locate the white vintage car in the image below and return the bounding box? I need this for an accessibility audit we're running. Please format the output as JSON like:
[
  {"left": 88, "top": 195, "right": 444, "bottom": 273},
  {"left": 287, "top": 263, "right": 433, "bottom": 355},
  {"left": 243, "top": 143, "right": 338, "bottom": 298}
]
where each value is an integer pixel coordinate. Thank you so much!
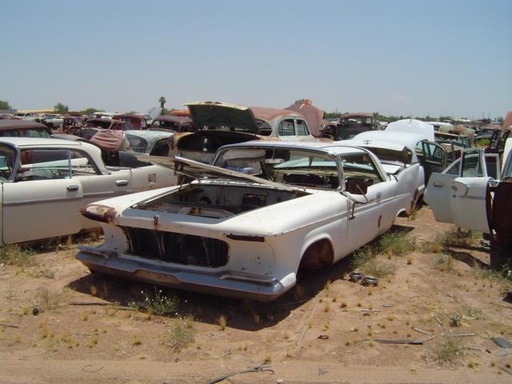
[
  {"left": 0, "top": 137, "right": 177, "bottom": 245},
  {"left": 76, "top": 141, "right": 419, "bottom": 302},
  {"left": 349, "top": 118, "right": 448, "bottom": 183}
]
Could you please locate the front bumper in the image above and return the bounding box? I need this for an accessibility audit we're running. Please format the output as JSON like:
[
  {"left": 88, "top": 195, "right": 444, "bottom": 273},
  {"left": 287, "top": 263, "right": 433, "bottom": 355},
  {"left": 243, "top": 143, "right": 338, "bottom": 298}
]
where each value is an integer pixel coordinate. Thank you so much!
[{"left": 76, "top": 248, "right": 296, "bottom": 302}]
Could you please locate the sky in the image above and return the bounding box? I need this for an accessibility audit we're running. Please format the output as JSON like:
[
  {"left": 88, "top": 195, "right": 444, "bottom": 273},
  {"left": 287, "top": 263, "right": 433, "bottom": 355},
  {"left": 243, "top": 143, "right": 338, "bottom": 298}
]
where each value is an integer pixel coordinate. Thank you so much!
[{"left": 1, "top": 0, "right": 511, "bottom": 120}]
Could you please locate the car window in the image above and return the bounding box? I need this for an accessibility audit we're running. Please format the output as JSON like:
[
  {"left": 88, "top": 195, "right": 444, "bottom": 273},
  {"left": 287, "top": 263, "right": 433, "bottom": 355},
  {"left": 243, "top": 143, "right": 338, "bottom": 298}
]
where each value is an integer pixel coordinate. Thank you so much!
[
  {"left": 274, "top": 151, "right": 339, "bottom": 188},
  {"left": 419, "top": 141, "right": 446, "bottom": 165},
  {"left": 341, "top": 154, "right": 384, "bottom": 186},
  {"left": 444, "top": 152, "right": 500, "bottom": 179},
  {"left": 0, "top": 130, "right": 21, "bottom": 137},
  {"left": 15, "top": 149, "right": 98, "bottom": 181},
  {"left": 126, "top": 135, "right": 149, "bottom": 153},
  {"left": 24, "top": 129, "right": 51, "bottom": 138},
  {"left": 444, "top": 159, "right": 461, "bottom": 175},
  {"left": 68, "top": 150, "right": 98, "bottom": 176},
  {"left": 460, "top": 154, "right": 483, "bottom": 177},
  {"left": 296, "top": 119, "right": 310, "bottom": 136},
  {"left": 277, "top": 119, "right": 295, "bottom": 136},
  {"left": 0, "top": 144, "right": 16, "bottom": 181},
  {"left": 150, "top": 139, "right": 170, "bottom": 156},
  {"left": 16, "top": 149, "right": 73, "bottom": 181}
]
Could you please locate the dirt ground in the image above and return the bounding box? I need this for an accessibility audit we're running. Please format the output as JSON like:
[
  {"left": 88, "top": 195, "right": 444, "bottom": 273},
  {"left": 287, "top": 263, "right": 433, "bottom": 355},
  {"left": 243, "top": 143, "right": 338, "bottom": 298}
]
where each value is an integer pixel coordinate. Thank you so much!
[{"left": 1, "top": 206, "right": 512, "bottom": 384}]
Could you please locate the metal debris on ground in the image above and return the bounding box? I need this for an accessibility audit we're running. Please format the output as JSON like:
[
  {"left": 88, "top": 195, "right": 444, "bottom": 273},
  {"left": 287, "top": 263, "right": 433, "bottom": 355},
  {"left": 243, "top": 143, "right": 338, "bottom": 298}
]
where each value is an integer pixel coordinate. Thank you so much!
[
  {"left": 492, "top": 336, "right": 512, "bottom": 349},
  {"left": 206, "top": 363, "right": 274, "bottom": 384}
]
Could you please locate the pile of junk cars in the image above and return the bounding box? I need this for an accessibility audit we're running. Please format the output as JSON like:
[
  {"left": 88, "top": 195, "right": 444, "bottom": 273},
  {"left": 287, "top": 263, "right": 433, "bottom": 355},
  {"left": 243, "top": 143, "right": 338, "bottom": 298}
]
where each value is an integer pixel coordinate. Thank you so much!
[{"left": 1, "top": 102, "right": 510, "bottom": 302}]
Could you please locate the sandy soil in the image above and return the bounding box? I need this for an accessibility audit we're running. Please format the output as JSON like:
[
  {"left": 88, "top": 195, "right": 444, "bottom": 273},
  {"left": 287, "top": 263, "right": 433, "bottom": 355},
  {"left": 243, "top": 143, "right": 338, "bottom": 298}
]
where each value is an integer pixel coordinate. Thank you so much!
[{"left": 1, "top": 207, "right": 512, "bottom": 384}]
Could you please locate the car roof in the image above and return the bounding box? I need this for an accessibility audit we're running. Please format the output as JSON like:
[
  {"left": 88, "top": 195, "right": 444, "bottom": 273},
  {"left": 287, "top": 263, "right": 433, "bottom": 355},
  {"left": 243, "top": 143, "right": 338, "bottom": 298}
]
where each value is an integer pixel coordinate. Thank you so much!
[
  {"left": 0, "top": 119, "right": 49, "bottom": 130},
  {"left": 0, "top": 136, "right": 92, "bottom": 149}
]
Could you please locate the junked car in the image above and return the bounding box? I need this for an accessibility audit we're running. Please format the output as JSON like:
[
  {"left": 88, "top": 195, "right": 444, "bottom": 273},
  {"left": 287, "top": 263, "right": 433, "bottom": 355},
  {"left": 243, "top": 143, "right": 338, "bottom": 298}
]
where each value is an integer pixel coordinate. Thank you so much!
[
  {"left": 0, "top": 137, "right": 177, "bottom": 245},
  {"left": 76, "top": 141, "right": 418, "bottom": 302},
  {"left": 150, "top": 115, "right": 195, "bottom": 133},
  {"left": 424, "top": 139, "right": 511, "bottom": 269},
  {"left": 169, "top": 100, "right": 328, "bottom": 164},
  {"left": 348, "top": 118, "right": 448, "bottom": 184}
]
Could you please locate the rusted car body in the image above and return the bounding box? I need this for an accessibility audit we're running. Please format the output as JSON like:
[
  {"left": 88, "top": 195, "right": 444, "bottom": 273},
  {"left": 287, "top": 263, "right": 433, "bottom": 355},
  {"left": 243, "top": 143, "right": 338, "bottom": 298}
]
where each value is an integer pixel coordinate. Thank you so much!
[
  {"left": 321, "top": 112, "right": 378, "bottom": 140},
  {"left": 113, "top": 114, "right": 152, "bottom": 130},
  {"left": 150, "top": 115, "right": 195, "bottom": 133}
]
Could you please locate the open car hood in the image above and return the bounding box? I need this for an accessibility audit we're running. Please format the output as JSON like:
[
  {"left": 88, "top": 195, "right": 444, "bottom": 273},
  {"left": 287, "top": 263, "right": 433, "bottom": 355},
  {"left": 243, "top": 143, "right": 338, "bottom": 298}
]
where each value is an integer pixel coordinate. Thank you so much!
[
  {"left": 185, "top": 101, "right": 259, "bottom": 133},
  {"left": 144, "top": 154, "right": 298, "bottom": 192}
]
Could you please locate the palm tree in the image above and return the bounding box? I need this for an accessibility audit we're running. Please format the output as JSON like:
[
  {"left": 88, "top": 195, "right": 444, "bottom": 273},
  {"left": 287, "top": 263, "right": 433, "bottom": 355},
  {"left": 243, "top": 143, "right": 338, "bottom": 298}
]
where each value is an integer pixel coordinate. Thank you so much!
[{"left": 159, "top": 96, "right": 166, "bottom": 109}]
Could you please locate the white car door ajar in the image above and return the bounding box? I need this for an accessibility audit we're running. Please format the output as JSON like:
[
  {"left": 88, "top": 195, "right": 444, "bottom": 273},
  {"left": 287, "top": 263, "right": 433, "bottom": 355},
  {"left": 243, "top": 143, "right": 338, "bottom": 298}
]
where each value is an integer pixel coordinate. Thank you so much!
[
  {"left": 2, "top": 149, "right": 84, "bottom": 245},
  {"left": 425, "top": 149, "right": 497, "bottom": 233}
]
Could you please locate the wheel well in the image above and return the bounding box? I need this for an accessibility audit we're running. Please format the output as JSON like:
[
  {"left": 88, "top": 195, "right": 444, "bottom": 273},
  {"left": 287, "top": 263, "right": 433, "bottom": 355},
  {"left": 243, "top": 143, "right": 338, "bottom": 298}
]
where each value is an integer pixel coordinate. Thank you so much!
[{"left": 299, "top": 239, "right": 334, "bottom": 271}]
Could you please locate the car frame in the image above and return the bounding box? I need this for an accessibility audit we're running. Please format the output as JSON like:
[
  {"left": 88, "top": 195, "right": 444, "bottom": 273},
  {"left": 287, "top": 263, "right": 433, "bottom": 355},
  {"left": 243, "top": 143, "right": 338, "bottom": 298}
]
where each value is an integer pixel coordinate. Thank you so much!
[
  {"left": 76, "top": 140, "right": 417, "bottom": 302},
  {"left": 0, "top": 137, "right": 178, "bottom": 245}
]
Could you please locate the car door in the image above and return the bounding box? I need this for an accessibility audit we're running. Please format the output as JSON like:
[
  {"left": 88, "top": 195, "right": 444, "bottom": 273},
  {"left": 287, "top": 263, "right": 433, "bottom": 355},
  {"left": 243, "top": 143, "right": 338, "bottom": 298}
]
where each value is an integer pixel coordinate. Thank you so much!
[
  {"left": 417, "top": 140, "right": 447, "bottom": 183},
  {"left": 2, "top": 149, "right": 84, "bottom": 245},
  {"left": 346, "top": 181, "right": 395, "bottom": 251},
  {"left": 425, "top": 149, "right": 498, "bottom": 232},
  {"left": 342, "top": 155, "right": 399, "bottom": 251},
  {"left": 449, "top": 177, "right": 491, "bottom": 233}
]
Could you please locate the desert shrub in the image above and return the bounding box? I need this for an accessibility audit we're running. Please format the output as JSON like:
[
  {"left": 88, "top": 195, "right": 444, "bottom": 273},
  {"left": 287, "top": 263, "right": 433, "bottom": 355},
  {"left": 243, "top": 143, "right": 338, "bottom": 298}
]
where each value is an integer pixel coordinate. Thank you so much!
[
  {"left": 433, "top": 254, "right": 455, "bottom": 273},
  {"left": 379, "top": 231, "right": 416, "bottom": 256},
  {"left": 130, "top": 286, "right": 179, "bottom": 316},
  {"left": 32, "top": 287, "right": 63, "bottom": 312},
  {"left": 350, "top": 246, "right": 378, "bottom": 270},
  {"left": 421, "top": 233, "right": 445, "bottom": 253},
  {"left": 0, "top": 244, "right": 35, "bottom": 267},
  {"left": 442, "top": 229, "right": 477, "bottom": 248},
  {"left": 167, "top": 315, "right": 195, "bottom": 351},
  {"left": 429, "top": 337, "right": 466, "bottom": 366},
  {"left": 359, "top": 257, "right": 396, "bottom": 278}
]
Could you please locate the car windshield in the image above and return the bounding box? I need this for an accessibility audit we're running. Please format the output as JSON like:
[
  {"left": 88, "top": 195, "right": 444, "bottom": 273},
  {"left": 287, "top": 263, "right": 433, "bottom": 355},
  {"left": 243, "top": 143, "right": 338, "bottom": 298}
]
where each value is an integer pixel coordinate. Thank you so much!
[
  {"left": 214, "top": 147, "right": 354, "bottom": 189},
  {"left": 126, "top": 134, "right": 149, "bottom": 153}
]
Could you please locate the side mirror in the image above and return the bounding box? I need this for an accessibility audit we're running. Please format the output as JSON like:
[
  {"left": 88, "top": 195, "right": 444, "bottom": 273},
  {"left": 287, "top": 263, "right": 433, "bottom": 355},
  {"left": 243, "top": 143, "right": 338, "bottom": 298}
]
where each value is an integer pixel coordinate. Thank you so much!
[{"left": 346, "top": 178, "right": 368, "bottom": 195}]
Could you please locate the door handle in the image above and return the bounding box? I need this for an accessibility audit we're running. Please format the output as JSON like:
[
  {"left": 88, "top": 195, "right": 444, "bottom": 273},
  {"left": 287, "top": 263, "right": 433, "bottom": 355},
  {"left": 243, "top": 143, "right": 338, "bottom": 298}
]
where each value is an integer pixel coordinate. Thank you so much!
[
  {"left": 115, "top": 180, "right": 129, "bottom": 186},
  {"left": 432, "top": 182, "right": 444, "bottom": 188},
  {"left": 66, "top": 185, "right": 79, "bottom": 191}
]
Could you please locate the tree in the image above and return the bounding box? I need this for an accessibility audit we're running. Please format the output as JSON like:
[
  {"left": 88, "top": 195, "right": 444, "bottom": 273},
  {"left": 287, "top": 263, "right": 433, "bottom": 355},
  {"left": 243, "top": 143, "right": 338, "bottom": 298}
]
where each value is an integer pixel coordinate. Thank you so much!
[
  {"left": 54, "top": 103, "right": 69, "bottom": 113},
  {"left": 81, "top": 108, "right": 102, "bottom": 117},
  {"left": 159, "top": 96, "right": 166, "bottom": 109},
  {"left": 0, "top": 100, "right": 12, "bottom": 110}
]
